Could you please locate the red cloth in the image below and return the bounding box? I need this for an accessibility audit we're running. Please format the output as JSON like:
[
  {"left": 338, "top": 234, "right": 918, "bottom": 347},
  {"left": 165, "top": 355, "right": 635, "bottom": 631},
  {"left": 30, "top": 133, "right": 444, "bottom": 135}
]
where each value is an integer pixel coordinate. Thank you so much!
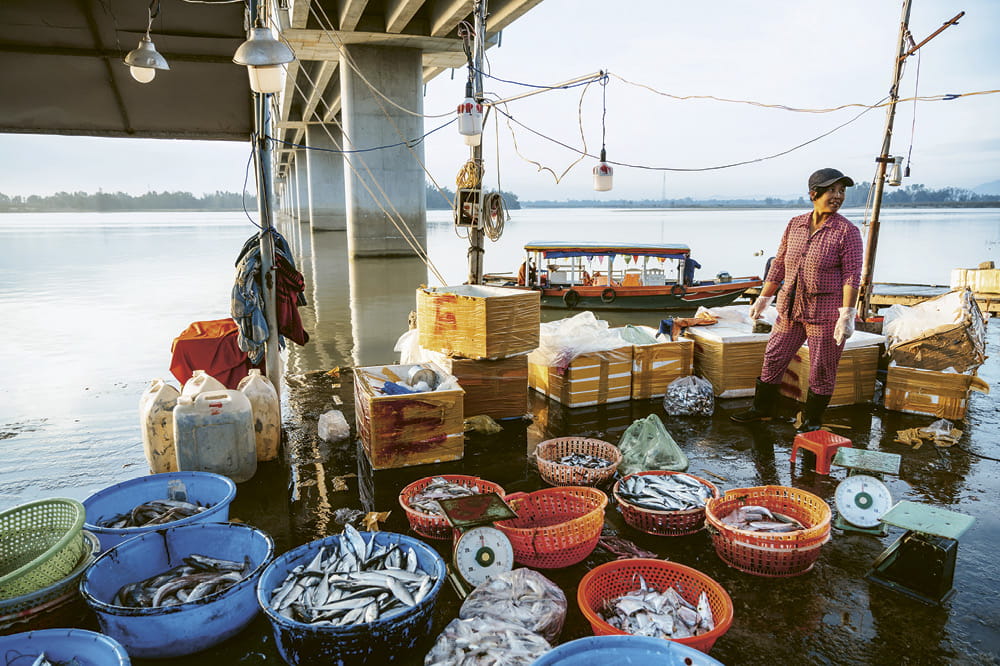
[
  {"left": 275, "top": 254, "right": 309, "bottom": 346},
  {"left": 170, "top": 319, "right": 259, "bottom": 389}
]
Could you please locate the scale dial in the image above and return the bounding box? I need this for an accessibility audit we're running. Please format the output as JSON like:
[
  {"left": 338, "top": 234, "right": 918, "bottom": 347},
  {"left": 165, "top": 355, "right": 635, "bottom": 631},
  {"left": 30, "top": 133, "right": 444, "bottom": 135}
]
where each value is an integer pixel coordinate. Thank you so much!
[
  {"left": 835, "top": 474, "right": 893, "bottom": 528},
  {"left": 453, "top": 525, "right": 514, "bottom": 588}
]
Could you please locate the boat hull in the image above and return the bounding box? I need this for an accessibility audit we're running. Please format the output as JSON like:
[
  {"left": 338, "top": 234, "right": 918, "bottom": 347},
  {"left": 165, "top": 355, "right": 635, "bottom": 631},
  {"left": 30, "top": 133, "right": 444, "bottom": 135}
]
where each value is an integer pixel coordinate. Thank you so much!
[{"left": 538, "top": 280, "right": 759, "bottom": 311}]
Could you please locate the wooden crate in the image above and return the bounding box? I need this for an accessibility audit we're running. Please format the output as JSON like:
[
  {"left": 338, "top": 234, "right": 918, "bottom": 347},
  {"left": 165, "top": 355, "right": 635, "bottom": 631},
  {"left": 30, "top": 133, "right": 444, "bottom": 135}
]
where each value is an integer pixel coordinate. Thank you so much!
[
  {"left": 685, "top": 325, "right": 769, "bottom": 398},
  {"left": 780, "top": 345, "right": 880, "bottom": 407},
  {"left": 631, "top": 339, "right": 694, "bottom": 400},
  {"left": 528, "top": 346, "right": 633, "bottom": 408},
  {"left": 884, "top": 365, "right": 990, "bottom": 420},
  {"left": 435, "top": 355, "right": 529, "bottom": 420},
  {"left": 416, "top": 285, "right": 540, "bottom": 360},
  {"left": 354, "top": 362, "right": 464, "bottom": 470}
]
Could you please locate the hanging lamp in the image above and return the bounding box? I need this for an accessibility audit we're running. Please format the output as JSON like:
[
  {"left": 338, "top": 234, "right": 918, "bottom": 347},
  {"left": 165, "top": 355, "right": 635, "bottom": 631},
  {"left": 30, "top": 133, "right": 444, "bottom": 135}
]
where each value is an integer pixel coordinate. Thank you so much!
[
  {"left": 888, "top": 156, "right": 904, "bottom": 186},
  {"left": 233, "top": 3, "right": 296, "bottom": 95},
  {"left": 124, "top": 4, "right": 169, "bottom": 83},
  {"left": 457, "top": 82, "right": 483, "bottom": 146},
  {"left": 593, "top": 71, "right": 613, "bottom": 191}
]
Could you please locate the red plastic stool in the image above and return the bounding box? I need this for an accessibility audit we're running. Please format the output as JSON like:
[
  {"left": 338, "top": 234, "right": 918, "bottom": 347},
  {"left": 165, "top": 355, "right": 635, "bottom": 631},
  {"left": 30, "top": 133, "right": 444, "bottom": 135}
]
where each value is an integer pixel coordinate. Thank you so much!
[{"left": 791, "top": 430, "right": 852, "bottom": 475}]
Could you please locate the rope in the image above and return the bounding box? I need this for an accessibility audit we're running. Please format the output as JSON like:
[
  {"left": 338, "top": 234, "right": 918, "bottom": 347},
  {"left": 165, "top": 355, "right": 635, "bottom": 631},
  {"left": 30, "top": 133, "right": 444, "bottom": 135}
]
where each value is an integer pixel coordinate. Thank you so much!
[
  {"left": 482, "top": 191, "right": 507, "bottom": 242},
  {"left": 456, "top": 160, "right": 483, "bottom": 189}
]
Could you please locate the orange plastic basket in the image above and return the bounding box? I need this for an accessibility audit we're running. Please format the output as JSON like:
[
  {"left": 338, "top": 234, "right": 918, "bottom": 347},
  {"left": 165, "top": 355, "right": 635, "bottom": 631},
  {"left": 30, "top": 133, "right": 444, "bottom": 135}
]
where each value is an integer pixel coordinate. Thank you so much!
[
  {"left": 704, "top": 485, "right": 832, "bottom": 577},
  {"left": 495, "top": 487, "right": 607, "bottom": 568},
  {"left": 577, "top": 558, "right": 733, "bottom": 654},
  {"left": 534, "top": 437, "right": 622, "bottom": 487},
  {"left": 613, "top": 471, "right": 720, "bottom": 536},
  {"left": 398, "top": 475, "right": 506, "bottom": 540}
]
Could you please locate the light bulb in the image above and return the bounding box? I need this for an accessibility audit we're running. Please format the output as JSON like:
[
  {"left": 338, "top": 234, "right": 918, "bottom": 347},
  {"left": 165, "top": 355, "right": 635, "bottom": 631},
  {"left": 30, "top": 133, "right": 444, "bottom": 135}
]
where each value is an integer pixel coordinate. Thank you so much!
[
  {"left": 247, "top": 65, "right": 284, "bottom": 94},
  {"left": 130, "top": 65, "right": 156, "bottom": 83}
]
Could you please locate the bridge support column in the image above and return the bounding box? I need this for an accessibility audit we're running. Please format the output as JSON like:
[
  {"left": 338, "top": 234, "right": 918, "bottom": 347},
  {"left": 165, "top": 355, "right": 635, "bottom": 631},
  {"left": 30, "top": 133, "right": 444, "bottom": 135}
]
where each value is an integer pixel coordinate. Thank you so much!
[
  {"left": 305, "top": 123, "right": 346, "bottom": 231},
  {"left": 339, "top": 45, "right": 426, "bottom": 257}
]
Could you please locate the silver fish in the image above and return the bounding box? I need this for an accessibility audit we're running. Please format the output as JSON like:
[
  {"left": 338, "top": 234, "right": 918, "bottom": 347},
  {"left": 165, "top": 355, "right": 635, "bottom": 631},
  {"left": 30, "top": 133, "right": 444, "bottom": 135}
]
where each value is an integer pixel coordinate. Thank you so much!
[
  {"left": 100, "top": 499, "right": 208, "bottom": 529},
  {"left": 721, "top": 505, "right": 806, "bottom": 532},
  {"left": 113, "top": 555, "right": 248, "bottom": 608},
  {"left": 407, "top": 477, "right": 483, "bottom": 516},
  {"left": 600, "top": 581, "right": 715, "bottom": 639},
  {"left": 618, "top": 474, "right": 712, "bottom": 512},
  {"left": 552, "top": 453, "right": 612, "bottom": 469}
]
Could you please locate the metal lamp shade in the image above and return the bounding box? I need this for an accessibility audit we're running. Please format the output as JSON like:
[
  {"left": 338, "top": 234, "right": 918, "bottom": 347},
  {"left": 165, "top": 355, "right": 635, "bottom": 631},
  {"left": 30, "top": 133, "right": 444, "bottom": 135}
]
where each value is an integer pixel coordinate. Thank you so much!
[
  {"left": 124, "top": 36, "right": 170, "bottom": 71},
  {"left": 233, "top": 27, "right": 295, "bottom": 94}
]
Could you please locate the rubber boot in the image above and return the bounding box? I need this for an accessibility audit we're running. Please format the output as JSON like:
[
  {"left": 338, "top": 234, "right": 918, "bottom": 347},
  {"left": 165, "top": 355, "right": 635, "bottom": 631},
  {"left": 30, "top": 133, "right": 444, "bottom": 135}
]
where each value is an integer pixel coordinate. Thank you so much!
[
  {"left": 796, "top": 390, "right": 832, "bottom": 433},
  {"left": 730, "top": 379, "right": 780, "bottom": 423}
]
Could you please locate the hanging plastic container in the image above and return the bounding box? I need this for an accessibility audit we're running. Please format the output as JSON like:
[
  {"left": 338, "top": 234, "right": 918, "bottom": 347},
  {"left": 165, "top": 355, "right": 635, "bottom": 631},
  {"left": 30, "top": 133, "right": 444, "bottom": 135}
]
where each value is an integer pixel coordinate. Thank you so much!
[
  {"left": 457, "top": 84, "right": 483, "bottom": 147},
  {"left": 173, "top": 391, "right": 257, "bottom": 483},
  {"left": 237, "top": 369, "right": 280, "bottom": 462},
  {"left": 180, "top": 369, "right": 226, "bottom": 398},
  {"left": 593, "top": 148, "right": 613, "bottom": 191},
  {"left": 139, "top": 379, "right": 180, "bottom": 474}
]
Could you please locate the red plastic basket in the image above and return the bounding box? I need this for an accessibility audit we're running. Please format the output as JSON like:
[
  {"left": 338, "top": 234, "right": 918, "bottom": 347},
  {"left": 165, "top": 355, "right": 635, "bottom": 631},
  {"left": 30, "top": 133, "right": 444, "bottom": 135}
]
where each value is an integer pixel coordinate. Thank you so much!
[
  {"left": 534, "top": 437, "right": 622, "bottom": 487},
  {"left": 495, "top": 487, "right": 607, "bottom": 568},
  {"left": 398, "top": 475, "right": 506, "bottom": 540},
  {"left": 704, "top": 485, "right": 832, "bottom": 577},
  {"left": 613, "top": 471, "right": 720, "bottom": 536},
  {"left": 577, "top": 558, "right": 733, "bottom": 654}
]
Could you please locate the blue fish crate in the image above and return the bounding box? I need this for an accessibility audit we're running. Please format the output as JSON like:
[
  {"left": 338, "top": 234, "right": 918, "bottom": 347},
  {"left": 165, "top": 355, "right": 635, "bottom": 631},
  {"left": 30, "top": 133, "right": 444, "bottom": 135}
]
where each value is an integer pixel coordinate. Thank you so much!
[
  {"left": 80, "top": 522, "right": 274, "bottom": 659},
  {"left": 0, "top": 627, "right": 130, "bottom": 665},
  {"left": 82, "top": 471, "right": 237, "bottom": 553},
  {"left": 257, "top": 531, "right": 446, "bottom": 665},
  {"left": 532, "top": 635, "right": 724, "bottom": 666}
]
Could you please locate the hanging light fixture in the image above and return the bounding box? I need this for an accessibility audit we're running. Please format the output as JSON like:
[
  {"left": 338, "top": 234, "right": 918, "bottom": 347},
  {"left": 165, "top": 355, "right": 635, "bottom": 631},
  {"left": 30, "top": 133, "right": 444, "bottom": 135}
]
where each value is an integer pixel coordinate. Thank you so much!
[
  {"left": 593, "top": 71, "right": 613, "bottom": 191},
  {"left": 124, "top": 2, "right": 169, "bottom": 84},
  {"left": 233, "top": 1, "right": 295, "bottom": 95},
  {"left": 457, "top": 82, "right": 483, "bottom": 146},
  {"left": 888, "top": 155, "right": 904, "bottom": 187}
]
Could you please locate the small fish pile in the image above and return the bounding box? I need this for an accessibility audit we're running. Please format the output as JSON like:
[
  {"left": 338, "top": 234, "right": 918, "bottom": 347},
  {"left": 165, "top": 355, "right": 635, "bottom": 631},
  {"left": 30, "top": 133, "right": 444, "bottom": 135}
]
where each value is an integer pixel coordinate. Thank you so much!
[
  {"left": 617, "top": 473, "right": 712, "bottom": 512},
  {"left": 407, "top": 477, "right": 482, "bottom": 516},
  {"left": 552, "top": 453, "right": 612, "bottom": 469},
  {"left": 600, "top": 578, "right": 715, "bottom": 639},
  {"left": 12, "top": 654, "right": 82, "bottom": 666},
  {"left": 99, "top": 499, "right": 208, "bottom": 528},
  {"left": 719, "top": 504, "right": 806, "bottom": 533},
  {"left": 459, "top": 568, "right": 567, "bottom": 643},
  {"left": 662, "top": 375, "right": 715, "bottom": 417},
  {"left": 269, "top": 525, "right": 436, "bottom": 626},
  {"left": 114, "top": 554, "right": 250, "bottom": 608},
  {"left": 424, "top": 617, "right": 550, "bottom": 666}
]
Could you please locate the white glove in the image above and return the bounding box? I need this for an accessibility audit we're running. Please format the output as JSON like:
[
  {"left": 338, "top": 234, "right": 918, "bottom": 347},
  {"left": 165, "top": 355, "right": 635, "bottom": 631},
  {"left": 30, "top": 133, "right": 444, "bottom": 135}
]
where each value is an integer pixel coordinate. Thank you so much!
[
  {"left": 833, "top": 307, "right": 857, "bottom": 345},
  {"left": 749, "top": 295, "right": 774, "bottom": 320}
]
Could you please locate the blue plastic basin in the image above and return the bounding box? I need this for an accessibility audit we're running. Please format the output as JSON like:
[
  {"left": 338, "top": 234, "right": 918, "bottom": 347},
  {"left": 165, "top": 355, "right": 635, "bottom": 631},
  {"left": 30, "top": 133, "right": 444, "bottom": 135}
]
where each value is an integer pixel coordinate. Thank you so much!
[
  {"left": 0, "top": 627, "right": 130, "bottom": 665},
  {"left": 82, "top": 471, "right": 236, "bottom": 552},
  {"left": 80, "top": 522, "right": 273, "bottom": 659},
  {"left": 532, "top": 636, "right": 725, "bottom": 666},
  {"left": 257, "top": 531, "right": 446, "bottom": 665}
]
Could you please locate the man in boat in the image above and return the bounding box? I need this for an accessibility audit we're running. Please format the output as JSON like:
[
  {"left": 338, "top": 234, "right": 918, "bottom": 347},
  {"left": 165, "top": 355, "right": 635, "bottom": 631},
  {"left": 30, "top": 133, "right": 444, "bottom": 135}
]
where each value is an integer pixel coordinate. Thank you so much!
[
  {"left": 517, "top": 260, "right": 537, "bottom": 286},
  {"left": 683, "top": 257, "right": 701, "bottom": 286},
  {"left": 732, "top": 168, "right": 863, "bottom": 431}
]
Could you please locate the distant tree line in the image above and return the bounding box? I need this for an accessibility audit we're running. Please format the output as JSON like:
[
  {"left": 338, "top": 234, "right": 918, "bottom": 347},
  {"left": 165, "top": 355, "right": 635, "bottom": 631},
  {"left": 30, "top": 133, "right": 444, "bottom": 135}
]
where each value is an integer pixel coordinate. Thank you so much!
[
  {"left": 426, "top": 184, "right": 521, "bottom": 210},
  {"left": 0, "top": 190, "right": 253, "bottom": 212}
]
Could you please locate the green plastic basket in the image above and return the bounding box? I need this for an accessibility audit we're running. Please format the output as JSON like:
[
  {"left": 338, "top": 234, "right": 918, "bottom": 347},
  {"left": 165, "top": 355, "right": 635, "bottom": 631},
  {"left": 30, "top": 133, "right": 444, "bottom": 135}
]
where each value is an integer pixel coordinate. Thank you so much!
[{"left": 0, "top": 499, "right": 87, "bottom": 601}]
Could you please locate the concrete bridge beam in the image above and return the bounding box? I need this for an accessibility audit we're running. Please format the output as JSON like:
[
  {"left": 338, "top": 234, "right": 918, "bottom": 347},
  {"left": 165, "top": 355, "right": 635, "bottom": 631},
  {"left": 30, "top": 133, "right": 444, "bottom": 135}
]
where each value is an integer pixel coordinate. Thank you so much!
[{"left": 305, "top": 123, "right": 347, "bottom": 231}]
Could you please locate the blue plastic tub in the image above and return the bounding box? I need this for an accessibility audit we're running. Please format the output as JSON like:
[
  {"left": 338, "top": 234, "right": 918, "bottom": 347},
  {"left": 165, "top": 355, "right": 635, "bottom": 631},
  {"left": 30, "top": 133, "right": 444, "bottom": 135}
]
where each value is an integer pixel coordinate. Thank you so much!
[
  {"left": 532, "top": 635, "right": 725, "bottom": 665},
  {"left": 257, "top": 531, "right": 446, "bottom": 665},
  {"left": 82, "top": 471, "right": 237, "bottom": 552},
  {"left": 80, "top": 522, "right": 273, "bottom": 659},
  {"left": 0, "top": 627, "right": 130, "bottom": 665}
]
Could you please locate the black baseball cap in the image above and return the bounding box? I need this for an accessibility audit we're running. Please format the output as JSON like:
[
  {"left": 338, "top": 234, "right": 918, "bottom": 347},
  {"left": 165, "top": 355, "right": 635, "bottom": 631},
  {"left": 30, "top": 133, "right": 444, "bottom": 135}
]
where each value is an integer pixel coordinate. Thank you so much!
[{"left": 809, "top": 168, "right": 854, "bottom": 190}]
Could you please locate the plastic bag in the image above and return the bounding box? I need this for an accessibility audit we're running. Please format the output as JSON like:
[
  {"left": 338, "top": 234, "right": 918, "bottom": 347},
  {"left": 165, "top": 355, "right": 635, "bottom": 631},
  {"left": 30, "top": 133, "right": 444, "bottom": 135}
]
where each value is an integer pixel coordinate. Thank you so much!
[
  {"left": 617, "top": 414, "right": 689, "bottom": 475},
  {"left": 317, "top": 409, "right": 350, "bottom": 441},
  {"left": 424, "top": 617, "right": 550, "bottom": 666},
  {"left": 662, "top": 375, "right": 715, "bottom": 416},
  {"left": 531, "top": 311, "right": 628, "bottom": 373},
  {"left": 459, "top": 568, "right": 567, "bottom": 643}
]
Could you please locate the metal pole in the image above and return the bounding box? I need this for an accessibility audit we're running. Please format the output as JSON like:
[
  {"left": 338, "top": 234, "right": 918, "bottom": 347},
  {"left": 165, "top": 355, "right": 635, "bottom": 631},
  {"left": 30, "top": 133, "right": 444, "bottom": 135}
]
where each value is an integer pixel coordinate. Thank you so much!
[
  {"left": 857, "top": 0, "right": 912, "bottom": 318},
  {"left": 250, "top": 0, "right": 282, "bottom": 403},
  {"left": 467, "top": 0, "right": 487, "bottom": 285}
]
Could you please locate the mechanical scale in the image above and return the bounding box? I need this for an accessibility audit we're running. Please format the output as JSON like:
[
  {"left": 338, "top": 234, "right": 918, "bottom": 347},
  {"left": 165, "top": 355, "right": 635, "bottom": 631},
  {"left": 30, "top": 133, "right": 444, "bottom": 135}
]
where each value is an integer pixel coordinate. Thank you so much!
[
  {"left": 438, "top": 492, "right": 517, "bottom": 597},
  {"left": 832, "top": 448, "right": 901, "bottom": 536}
]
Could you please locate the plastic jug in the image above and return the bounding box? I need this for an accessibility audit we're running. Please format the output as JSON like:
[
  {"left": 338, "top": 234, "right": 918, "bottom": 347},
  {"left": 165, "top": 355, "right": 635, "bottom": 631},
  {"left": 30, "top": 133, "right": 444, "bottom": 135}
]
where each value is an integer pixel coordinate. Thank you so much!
[
  {"left": 173, "top": 390, "right": 257, "bottom": 483},
  {"left": 181, "top": 370, "right": 226, "bottom": 398},
  {"left": 237, "top": 369, "right": 280, "bottom": 462},
  {"left": 139, "top": 379, "right": 180, "bottom": 474}
]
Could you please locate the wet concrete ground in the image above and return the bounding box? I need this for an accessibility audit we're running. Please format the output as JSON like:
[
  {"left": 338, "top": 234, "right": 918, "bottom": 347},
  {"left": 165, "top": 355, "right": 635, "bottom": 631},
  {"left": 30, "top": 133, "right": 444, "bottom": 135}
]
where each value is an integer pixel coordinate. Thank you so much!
[{"left": 69, "top": 323, "right": 999, "bottom": 665}]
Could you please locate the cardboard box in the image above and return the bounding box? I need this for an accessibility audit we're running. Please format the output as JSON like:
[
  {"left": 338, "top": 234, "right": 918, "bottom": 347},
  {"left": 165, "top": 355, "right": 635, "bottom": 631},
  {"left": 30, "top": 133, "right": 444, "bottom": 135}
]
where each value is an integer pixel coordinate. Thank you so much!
[
  {"left": 435, "top": 355, "right": 529, "bottom": 420},
  {"left": 416, "top": 285, "right": 540, "bottom": 360},
  {"left": 780, "top": 338, "right": 882, "bottom": 406},
  {"left": 354, "top": 363, "right": 464, "bottom": 470},
  {"left": 631, "top": 338, "right": 695, "bottom": 400},
  {"left": 887, "top": 289, "right": 987, "bottom": 373},
  {"left": 684, "top": 324, "right": 770, "bottom": 398},
  {"left": 884, "top": 365, "right": 990, "bottom": 420},
  {"left": 951, "top": 267, "right": 1000, "bottom": 294},
  {"left": 528, "top": 346, "right": 633, "bottom": 408}
]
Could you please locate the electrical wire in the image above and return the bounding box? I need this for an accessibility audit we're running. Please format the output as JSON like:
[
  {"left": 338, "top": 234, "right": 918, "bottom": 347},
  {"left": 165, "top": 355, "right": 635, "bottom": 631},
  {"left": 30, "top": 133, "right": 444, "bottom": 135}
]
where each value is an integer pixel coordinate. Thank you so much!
[
  {"left": 456, "top": 160, "right": 483, "bottom": 189},
  {"left": 471, "top": 64, "right": 604, "bottom": 91},
  {"left": 267, "top": 118, "right": 456, "bottom": 154},
  {"left": 906, "top": 49, "right": 921, "bottom": 176},
  {"left": 482, "top": 191, "right": 507, "bottom": 242},
  {"left": 242, "top": 137, "right": 262, "bottom": 229}
]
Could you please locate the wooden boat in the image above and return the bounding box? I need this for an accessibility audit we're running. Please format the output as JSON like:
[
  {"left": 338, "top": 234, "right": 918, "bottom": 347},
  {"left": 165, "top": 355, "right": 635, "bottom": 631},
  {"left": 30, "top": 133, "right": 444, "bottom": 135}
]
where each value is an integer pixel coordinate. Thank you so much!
[{"left": 484, "top": 241, "right": 762, "bottom": 311}]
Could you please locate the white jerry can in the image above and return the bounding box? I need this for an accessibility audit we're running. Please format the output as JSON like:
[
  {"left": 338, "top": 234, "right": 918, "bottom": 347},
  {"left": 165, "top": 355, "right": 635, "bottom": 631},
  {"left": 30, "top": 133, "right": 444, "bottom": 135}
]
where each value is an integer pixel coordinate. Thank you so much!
[
  {"left": 180, "top": 369, "right": 226, "bottom": 398},
  {"left": 237, "top": 369, "right": 281, "bottom": 462},
  {"left": 173, "top": 390, "right": 257, "bottom": 483},
  {"left": 139, "top": 379, "right": 180, "bottom": 474}
]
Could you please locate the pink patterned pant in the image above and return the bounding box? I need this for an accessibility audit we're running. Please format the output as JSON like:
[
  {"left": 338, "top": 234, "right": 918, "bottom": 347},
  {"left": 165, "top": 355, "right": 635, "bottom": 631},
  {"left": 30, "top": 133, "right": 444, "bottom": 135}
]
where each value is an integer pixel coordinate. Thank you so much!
[{"left": 759, "top": 316, "right": 843, "bottom": 395}]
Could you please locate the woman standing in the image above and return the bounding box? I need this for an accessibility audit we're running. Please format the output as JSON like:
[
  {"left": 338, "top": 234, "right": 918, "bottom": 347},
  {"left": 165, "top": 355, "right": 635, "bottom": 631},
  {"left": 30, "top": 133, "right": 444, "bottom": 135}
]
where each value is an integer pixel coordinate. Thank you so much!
[{"left": 732, "top": 168, "right": 863, "bottom": 431}]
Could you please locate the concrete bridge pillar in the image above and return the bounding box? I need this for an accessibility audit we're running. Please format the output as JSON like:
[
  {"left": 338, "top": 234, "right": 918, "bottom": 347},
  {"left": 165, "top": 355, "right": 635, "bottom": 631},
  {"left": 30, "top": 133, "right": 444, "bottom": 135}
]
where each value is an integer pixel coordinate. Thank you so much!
[
  {"left": 339, "top": 44, "right": 426, "bottom": 258},
  {"left": 305, "top": 123, "right": 347, "bottom": 231}
]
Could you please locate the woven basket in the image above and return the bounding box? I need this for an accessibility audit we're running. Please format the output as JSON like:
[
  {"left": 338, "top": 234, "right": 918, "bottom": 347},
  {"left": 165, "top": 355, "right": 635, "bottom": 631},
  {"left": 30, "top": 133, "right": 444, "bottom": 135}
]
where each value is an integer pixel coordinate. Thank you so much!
[
  {"left": 535, "top": 437, "right": 622, "bottom": 487},
  {"left": 577, "top": 558, "right": 733, "bottom": 654},
  {"left": 495, "top": 486, "right": 607, "bottom": 568},
  {"left": 613, "top": 472, "right": 720, "bottom": 536},
  {"left": 0, "top": 531, "right": 98, "bottom": 617},
  {"left": 398, "top": 475, "right": 506, "bottom": 540},
  {"left": 704, "top": 485, "right": 832, "bottom": 577},
  {"left": 0, "top": 499, "right": 87, "bottom": 601}
]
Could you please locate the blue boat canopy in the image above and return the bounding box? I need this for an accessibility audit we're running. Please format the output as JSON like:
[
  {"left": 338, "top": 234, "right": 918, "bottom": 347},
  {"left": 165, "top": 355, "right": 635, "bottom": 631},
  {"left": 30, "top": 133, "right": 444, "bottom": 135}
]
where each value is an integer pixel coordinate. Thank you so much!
[{"left": 524, "top": 241, "right": 691, "bottom": 260}]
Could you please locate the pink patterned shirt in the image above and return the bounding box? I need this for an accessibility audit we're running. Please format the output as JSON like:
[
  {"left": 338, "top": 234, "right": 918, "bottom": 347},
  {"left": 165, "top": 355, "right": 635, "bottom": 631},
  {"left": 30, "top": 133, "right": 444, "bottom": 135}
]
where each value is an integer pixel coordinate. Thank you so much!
[{"left": 766, "top": 212, "right": 863, "bottom": 324}]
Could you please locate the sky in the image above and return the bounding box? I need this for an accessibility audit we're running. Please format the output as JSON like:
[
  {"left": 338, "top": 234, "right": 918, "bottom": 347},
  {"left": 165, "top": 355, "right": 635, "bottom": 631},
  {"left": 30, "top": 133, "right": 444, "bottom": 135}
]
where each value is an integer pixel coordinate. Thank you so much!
[{"left": 0, "top": 0, "right": 997, "bottom": 201}]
